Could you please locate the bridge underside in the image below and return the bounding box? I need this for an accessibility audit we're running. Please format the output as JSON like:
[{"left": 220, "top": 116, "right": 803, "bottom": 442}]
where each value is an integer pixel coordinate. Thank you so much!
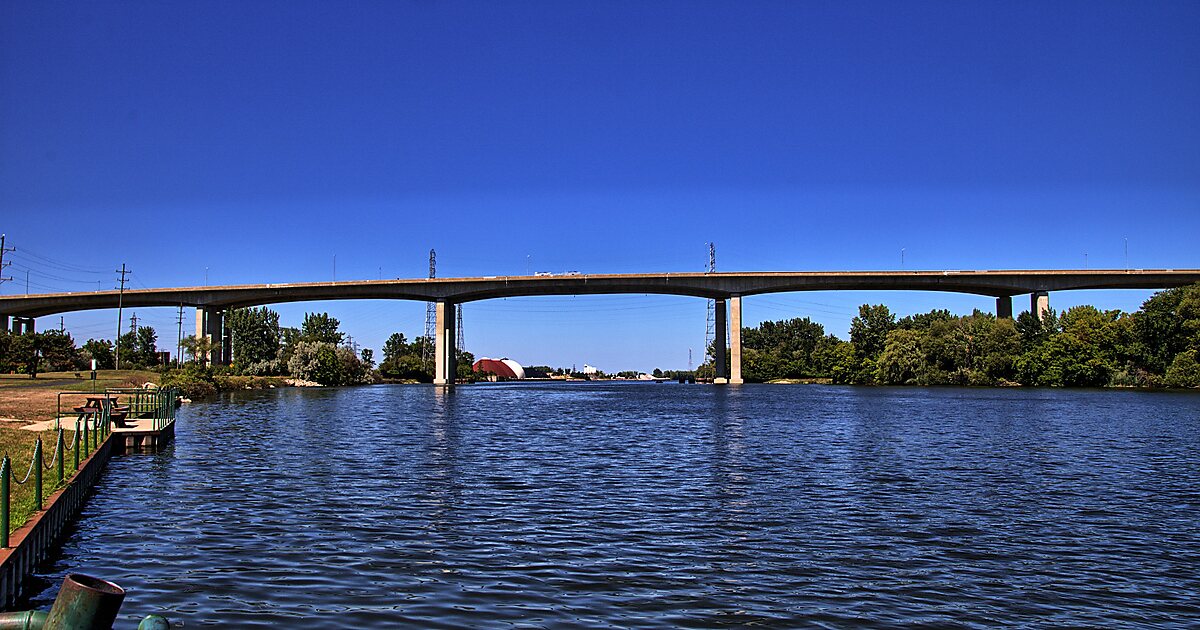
[{"left": 3, "top": 269, "right": 1196, "bottom": 382}]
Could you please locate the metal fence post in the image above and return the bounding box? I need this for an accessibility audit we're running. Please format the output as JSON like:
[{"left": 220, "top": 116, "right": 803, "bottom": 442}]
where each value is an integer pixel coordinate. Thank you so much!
[
  {"left": 34, "top": 438, "right": 43, "bottom": 511},
  {"left": 57, "top": 429, "right": 65, "bottom": 485},
  {"left": 1, "top": 456, "right": 9, "bottom": 548}
]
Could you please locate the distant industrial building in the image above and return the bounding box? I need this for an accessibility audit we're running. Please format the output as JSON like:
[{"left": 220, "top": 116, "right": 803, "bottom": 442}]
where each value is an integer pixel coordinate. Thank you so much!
[{"left": 472, "top": 358, "right": 526, "bottom": 380}]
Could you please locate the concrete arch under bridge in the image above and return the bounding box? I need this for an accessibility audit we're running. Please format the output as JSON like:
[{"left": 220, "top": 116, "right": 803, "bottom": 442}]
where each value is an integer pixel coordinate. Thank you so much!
[{"left": 2, "top": 269, "right": 1199, "bottom": 384}]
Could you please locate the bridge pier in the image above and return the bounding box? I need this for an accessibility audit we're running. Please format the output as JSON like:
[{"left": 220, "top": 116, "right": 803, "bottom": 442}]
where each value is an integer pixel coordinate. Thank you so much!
[
  {"left": 730, "top": 295, "right": 743, "bottom": 384},
  {"left": 434, "top": 299, "right": 457, "bottom": 386},
  {"left": 713, "top": 298, "right": 728, "bottom": 384},
  {"left": 996, "top": 296, "right": 1013, "bottom": 319},
  {"left": 8, "top": 317, "right": 34, "bottom": 334},
  {"left": 1031, "top": 291, "right": 1050, "bottom": 319},
  {"left": 195, "top": 307, "right": 230, "bottom": 366}
]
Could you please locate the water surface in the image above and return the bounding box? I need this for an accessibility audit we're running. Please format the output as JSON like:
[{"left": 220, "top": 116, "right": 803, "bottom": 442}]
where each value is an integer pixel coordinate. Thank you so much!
[{"left": 28, "top": 384, "right": 1200, "bottom": 627}]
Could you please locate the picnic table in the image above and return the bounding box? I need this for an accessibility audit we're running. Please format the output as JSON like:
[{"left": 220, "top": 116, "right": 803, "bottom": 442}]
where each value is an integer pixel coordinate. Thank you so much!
[{"left": 72, "top": 396, "right": 130, "bottom": 427}]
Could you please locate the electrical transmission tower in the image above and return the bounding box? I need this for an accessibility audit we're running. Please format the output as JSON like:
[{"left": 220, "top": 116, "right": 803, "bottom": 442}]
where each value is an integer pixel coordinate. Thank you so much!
[
  {"left": 455, "top": 304, "right": 464, "bottom": 352},
  {"left": 423, "top": 249, "right": 436, "bottom": 371},
  {"left": 704, "top": 242, "right": 716, "bottom": 362},
  {"left": 0, "top": 234, "right": 14, "bottom": 288}
]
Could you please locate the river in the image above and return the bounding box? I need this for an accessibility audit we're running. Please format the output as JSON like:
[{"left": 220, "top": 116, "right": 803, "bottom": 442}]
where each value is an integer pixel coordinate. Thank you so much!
[{"left": 25, "top": 383, "right": 1200, "bottom": 627}]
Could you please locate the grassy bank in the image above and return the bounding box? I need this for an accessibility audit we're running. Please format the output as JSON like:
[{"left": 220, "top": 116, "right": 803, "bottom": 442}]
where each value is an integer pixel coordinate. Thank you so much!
[{"left": 0, "top": 372, "right": 130, "bottom": 532}]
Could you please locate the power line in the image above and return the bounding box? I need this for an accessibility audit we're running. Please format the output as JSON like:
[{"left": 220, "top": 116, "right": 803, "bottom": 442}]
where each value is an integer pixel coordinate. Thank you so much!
[{"left": 8, "top": 247, "right": 107, "bottom": 274}]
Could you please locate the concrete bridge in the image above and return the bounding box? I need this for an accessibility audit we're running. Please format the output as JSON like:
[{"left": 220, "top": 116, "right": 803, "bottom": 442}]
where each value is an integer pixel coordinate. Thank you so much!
[{"left": 2, "top": 269, "right": 1198, "bottom": 385}]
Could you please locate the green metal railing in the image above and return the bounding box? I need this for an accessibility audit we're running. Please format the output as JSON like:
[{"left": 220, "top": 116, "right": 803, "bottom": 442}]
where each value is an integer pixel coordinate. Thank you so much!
[
  {"left": 1, "top": 387, "right": 179, "bottom": 548},
  {"left": 104, "top": 387, "right": 180, "bottom": 430}
]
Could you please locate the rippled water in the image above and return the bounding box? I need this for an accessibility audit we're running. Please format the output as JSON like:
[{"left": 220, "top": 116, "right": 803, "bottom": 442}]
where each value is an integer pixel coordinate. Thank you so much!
[{"left": 23, "top": 383, "right": 1200, "bottom": 627}]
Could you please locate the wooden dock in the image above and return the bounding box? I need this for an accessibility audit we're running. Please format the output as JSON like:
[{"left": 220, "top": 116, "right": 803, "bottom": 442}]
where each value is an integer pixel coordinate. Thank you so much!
[{"left": 111, "top": 417, "right": 176, "bottom": 454}]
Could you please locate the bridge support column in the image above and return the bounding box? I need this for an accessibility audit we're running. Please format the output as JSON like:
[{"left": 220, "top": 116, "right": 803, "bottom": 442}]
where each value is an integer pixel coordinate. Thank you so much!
[
  {"left": 195, "top": 308, "right": 207, "bottom": 363},
  {"left": 11, "top": 317, "right": 34, "bottom": 334},
  {"left": 222, "top": 322, "right": 233, "bottom": 366},
  {"left": 713, "top": 298, "right": 728, "bottom": 384},
  {"left": 434, "top": 299, "right": 457, "bottom": 386},
  {"left": 730, "top": 295, "right": 743, "bottom": 384},
  {"left": 1031, "top": 292, "right": 1049, "bottom": 320},
  {"left": 996, "top": 296, "right": 1013, "bottom": 319},
  {"left": 204, "top": 308, "right": 225, "bottom": 367}
]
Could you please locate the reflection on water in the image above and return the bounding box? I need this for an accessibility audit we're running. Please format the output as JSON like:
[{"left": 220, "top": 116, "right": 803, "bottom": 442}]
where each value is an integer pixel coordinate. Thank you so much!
[{"left": 25, "top": 383, "right": 1200, "bottom": 627}]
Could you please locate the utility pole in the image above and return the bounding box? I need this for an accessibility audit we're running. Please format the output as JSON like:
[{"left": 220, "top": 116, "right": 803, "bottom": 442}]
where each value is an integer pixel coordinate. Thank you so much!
[
  {"left": 176, "top": 304, "right": 184, "bottom": 366},
  {"left": 705, "top": 242, "right": 716, "bottom": 363},
  {"left": 0, "top": 234, "right": 13, "bottom": 290},
  {"left": 1124, "top": 238, "right": 1129, "bottom": 271},
  {"left": 60, "top": 316, "right": 64, "bottom": 333},
  {"left": 115, "top": 263, "right": 130, "bottom": 370},
  {"left": 423, "top": 249, "right": 436, "bottom": 372}
]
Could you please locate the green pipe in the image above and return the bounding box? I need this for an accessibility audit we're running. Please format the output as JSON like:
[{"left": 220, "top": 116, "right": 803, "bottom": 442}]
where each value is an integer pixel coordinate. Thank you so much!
[
  {"left": 137, "top": 615, "right": 171, "bottom": 630},
  {"left": 0, "top": 611, "right": 47, "bottom": 630},
  {"left": 43, "top": 573, "right": 125, "bottom": 630},
  {"left": 0, "top": 575, "right": 172, "bottom": 630}
]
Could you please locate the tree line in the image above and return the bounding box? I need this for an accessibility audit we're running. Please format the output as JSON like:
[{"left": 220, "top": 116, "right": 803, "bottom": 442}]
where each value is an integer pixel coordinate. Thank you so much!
[
  {"left": 0, "top": 325, "right": 162, "bottom": 375},
  {"left": 709, "top": 283, "right": 1200, "bottom": 388}
]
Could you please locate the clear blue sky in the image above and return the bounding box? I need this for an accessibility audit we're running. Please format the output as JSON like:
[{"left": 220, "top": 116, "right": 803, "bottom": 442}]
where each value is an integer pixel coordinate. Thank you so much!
[{"left": 2, "top": 1, "right": 1198, "bottom": 371}]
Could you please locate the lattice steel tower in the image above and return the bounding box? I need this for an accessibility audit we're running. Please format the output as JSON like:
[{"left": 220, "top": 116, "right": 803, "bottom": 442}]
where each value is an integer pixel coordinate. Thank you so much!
[
  {"left": 455, "top": 304, "right": 464, "bottom": 352},
  {"left": 704, "top": 242, "right": 716, "bottom": 362},
  {"left": 423, "top": 249, "right": 436, "bottom": 371}
]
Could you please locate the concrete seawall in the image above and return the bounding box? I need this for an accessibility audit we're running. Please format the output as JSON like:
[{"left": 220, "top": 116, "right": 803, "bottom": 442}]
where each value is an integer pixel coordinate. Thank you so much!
[{"left": 0, "top": 435, "right": 114, "bottom": 608}]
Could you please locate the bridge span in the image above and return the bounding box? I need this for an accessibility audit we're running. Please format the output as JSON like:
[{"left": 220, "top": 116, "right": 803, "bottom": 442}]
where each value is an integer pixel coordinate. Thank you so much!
[{"left": 2, "top": 269, "right": 1198, "bottom": 385}]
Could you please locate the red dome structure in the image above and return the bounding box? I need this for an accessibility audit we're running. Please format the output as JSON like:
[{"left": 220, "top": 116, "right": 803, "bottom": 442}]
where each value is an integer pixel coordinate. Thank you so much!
[{"left": 472, "top": 358, "right": 525, "bottom": 379}]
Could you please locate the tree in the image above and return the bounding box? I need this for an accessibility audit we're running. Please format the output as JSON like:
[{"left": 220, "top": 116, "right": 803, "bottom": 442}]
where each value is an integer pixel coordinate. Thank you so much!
[
  {"left": 227, "top": 307, "right": 281, "bottom": 369},
  {"left": 136, "top": 325, "right": 159, "bottom": 366},
  {"left": 382, "top": 332, "right": 409, "bottom": 364},
  {"left": 301, "top": 313, "right": 344, "bottom": 345},
  {"left": 81, "top": 339, "right": 115, "bottom": 370},
  {"left": 850, "top": 304, "right": 896, "bottom": 361},
  {"left": 287, "top": 340, "right": 370, "bottom": 385},
  {"left": 875, "top": 329, "right": 925, "bottom": 385},
  {"left": 361, "top": 348, "right": 375, "bottom": 370},
  {"left": 117, "top": 325, "right": 158, "bottom": 367},
  {"left": 180, "top": 335, "right": 217, "bottom": 365},
  {"left": 1132, "top": 284, "right": 1200, "bottom": 374},
  {"left": 38, "top": 330, "right": 80, "bottom": 371},
  {"left": 1163, "top": 350, "right": 1200, "bottom": 388},
  {"left": 1015, "top": 308, "right": 1059, "bottom": 351},
  {"left": 4, "top": 333, "right": 39, "bottom": 376}
]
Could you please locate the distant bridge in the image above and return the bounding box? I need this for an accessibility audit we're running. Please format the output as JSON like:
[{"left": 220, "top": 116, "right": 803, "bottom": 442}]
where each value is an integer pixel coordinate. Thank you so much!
[{"left": 3, "top": 269, "right": 1197, "bottom": 385}]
